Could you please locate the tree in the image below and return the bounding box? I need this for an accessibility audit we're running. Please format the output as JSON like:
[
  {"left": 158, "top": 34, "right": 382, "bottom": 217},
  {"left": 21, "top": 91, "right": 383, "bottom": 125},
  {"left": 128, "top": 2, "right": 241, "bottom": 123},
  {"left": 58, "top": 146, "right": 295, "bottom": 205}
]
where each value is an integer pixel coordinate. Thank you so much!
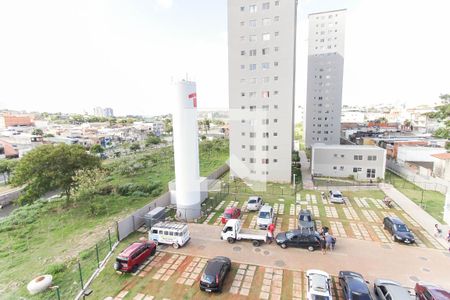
[
  {"left": 11, "top": 144, "right": 101, "bottom": 205},
  {"left": 129, "top": 142, "right": 141, "bottom": 152},
  {"left": 427, "top": 94, "right": 450, "bottom": 139},
  {"left": 145, "top": 133, "right": 161, "bottom": 147},
  {"left": 163, "top": 118, "right": 173, "bottom": 135},
  {"left": 0, "top": 159, "right": 17, "bottom": 184},
  {"left": 32, "top": 128, "right": 44, "bottom": 136},
  {"left": 90, "top": 144, "right": 105, "bottom": 154}
]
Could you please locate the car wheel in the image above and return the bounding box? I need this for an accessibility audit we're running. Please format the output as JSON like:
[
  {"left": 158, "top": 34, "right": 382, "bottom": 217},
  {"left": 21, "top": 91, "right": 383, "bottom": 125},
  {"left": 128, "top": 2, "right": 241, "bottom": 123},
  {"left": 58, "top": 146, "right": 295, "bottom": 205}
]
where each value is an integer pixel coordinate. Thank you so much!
[
  {"left": 252, "top": 240, "right": 260, "bottom": 247},
  {"left": 280, "top": 243, "right": 287, "bottom": 249},
  {"left": 131, "top": 265, "right": 138, "bottom": 273},
  {"left": 307, "top": 246, "right": 314, "bottom": 252},
  {"left": 227, "top": 237, "right": 235, "bottom": 244},
  {"left": 153, "top": 239, "right": 159, "bottom": 246},
  {"left": 392, "top": 235, "right": 396, "bottom": 242},
  {"left": 172, "top": 243, "right": 179, "bottom": 249},
  {"left": 151, "top": 247, "right": 156, "bottom": 256},
  {"left": 383, "top": 224, "right": 386, "bottom": 230},
  {"left": 374, "top": 285, "right": 378, "bottom": 296}
]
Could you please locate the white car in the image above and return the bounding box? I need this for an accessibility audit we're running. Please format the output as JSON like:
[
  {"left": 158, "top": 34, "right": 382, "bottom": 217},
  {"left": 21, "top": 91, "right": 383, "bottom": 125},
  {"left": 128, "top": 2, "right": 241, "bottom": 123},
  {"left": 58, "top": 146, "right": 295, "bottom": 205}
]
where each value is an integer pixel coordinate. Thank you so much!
[
  {"left": 256, "top": 205, "right": 274, "bottom": 229},
  {"left": 329, "top": 190, "right": 345, "bottom": 204},
  {"left": 306, "top": 269, "right": 333, "bottom": 300},
  {"left": 149, "top": 222, "right": 190, "bottom": 249},
  {"left": 247, "top": 196, "right": 263, "bottom": 211}
]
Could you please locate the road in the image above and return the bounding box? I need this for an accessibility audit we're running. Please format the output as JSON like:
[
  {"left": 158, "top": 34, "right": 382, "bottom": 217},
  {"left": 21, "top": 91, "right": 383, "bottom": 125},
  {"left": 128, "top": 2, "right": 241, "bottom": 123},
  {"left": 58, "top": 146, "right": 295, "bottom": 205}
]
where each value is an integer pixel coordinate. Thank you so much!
[{"left": 164, "top": 223, "right": 450, "bottom": 290}]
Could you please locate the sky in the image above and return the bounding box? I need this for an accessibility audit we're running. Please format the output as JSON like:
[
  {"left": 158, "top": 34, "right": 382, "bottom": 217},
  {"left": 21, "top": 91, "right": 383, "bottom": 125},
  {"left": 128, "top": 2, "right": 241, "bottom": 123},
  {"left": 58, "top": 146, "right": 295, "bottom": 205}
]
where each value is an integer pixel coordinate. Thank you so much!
[{"left": 0, "top": 0, "right": 449, "bottom": 116}]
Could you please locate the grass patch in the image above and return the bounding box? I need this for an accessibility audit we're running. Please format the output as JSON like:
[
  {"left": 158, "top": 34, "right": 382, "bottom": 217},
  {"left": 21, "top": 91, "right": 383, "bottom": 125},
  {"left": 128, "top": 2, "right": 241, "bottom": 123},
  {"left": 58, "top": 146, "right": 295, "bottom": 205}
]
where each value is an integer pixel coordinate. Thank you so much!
[{"left": 386, "top": 171, "right": 445, "bottom": 223}]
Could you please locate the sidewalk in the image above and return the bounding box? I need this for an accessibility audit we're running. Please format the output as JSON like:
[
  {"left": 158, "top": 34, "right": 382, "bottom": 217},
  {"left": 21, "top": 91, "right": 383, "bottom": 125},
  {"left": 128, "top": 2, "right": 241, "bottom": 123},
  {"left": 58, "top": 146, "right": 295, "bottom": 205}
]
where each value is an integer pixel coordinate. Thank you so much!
[
  {"left": 299, "top": 150, "right": 314, "bottom": 190},
  {"left": 379, "top": 183, "right": 449, "bottom": 249}
]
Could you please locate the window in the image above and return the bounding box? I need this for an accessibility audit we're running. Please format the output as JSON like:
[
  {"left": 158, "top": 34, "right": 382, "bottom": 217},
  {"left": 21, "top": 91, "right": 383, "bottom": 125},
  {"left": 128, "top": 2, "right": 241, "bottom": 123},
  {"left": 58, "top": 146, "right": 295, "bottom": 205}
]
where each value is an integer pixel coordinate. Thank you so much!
[
  {"left": 241, "top": 119, "right": 245, "bottom": 123},
  {"left": 249, "top": 63, "right": 257, "bottom": 71},
  {"left": 273, "top": 132, "right": 278, "bottom": 136},
  {"left": 262, "top": 2, "right": 270, "bottom": 10},
  {"left": 368, "top": 155, "right": 377, "bottom": 161},
  {"left": 240, "top": 21, "right": 245, "bottom": 27},
  {"left": 274, "top": 46, "right": 279, "bottom": 52},
  {"left": 339, "top": 166, "right": 344, "bottom": 171},
  {"left": 249, "top": 105, "right": 256, "bottom": 111},
  {"left": 240, "top": 92, "right": 245, "bottom": 97},
  {"left": 249, "top": 5, "right": 257, "bottom": 13},
  {"left": 240, "top": 6, "right": 245, "bottom": 12},
  {"left": 262, "top": 145, "right": 269, "bottom": 151},
  {"left": 274, "top": 76, "right": 279, "bottom": 81},
  {"left": 274, "top": 119, "right": 278, "bottom": 123},
  {"left": 273, "top": 146, "right": 278, "bottom": 149},
  {"left": 261, "top": 158, "right": 269, "bottom": 164},
  {"left": 241, "top": 132, "right": 245, "bottom": 136},
  {"left": 240, "top": 36, "right": 245, "bottom": 41},
  {"left": 249, "top": 19, "right": 257, "bottom": 27},
  {"left": 262, "top": 119, "right": 269, "bottom": 125},
  {"left": 249, "top": 91, "right": 256, "bottom": 98},
  {"left": 354, "top": 155, "right": 363, "bottom": 160},
  {"left": 262, "top": 105, "right": 269, "bottom": 110},
  {"left": 262, "top": 48, "right": 270, "bottom": 55},
  {"left": 250, "top": 132, "right": 256, "bottom": 138},
  {"left": 262, "top": 18, "right": 271, "bottom": 26},
  {"left": 241, "top": 145, "right": 245, "bottom": 149},
  {"left": 262, "top": 91, "right": 270, "bottom": 98},
  {"left": 263, "top": 76, "right": 270, "bottom": 83},
  {"left": 250, "top": 158, "right": 255, "bottom": 163},
  {"left": 366, "top": 169, "right": 376, "bottom": 178},
  {"left": 262, "top": 132, "right": 269, "bottom": 138},
  {"left": 241, "top": 158, "right": 246, "bottom": 161},
  {"left": 275, "top": 0, "right": 279, "bottom": 6},
  {"left": 249, "top": 35, "right": 257, "bottom": 42},
  {"left": 274, "top": 91, "right": 278, "bottom": 95},
  {"left": 274, "top": 31, "right": 279, "bottom": 37},
  {"left": 274, "top": 105, "right": 278, "bottom": 109},
  {"left": 250, "top": 145, "right": 256, "bottom": 151},
  {"left": 250, "top": 77, "right": 257, "bottom": 84},
  {"left": 240, "top": 50, "right": 245, "bottom": 56},
  {"left": 273, "top": 159, "right": 278, "bottom": 163},
  {"left": 249, "top": 49, "right": 257, "bottom": 56},
  {"left": 240, "top": 64, "right": 245, "bottom": 70},
  {"left": 274, "top": 61, "right": 279, "bottom": 67},
  {"left": 241, "top": 106, "right": 245, "bottom": 110},
  {"left": 333, "top": 166, "right": 337, "bottom": 170},
  {"left": 274, "top": 16, "right": 280, "bottom": 22},
  {"left": 240, "top": 78, "right": 245, "bottom": 83},
  {"left": 353, "top": 167, "right": 362, "bottom": 172},
  {"left": 262, "top": 33, "right": 270, "bottom": 41},
  {"left": 262, "top": 62, "right": 270, "bottom": 70}
]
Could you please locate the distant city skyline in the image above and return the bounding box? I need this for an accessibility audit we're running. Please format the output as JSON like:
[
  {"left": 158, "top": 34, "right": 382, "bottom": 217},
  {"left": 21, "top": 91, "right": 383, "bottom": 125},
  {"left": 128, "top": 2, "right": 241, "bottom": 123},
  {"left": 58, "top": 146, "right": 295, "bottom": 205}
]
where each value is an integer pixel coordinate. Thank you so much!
[{"left": 0, "top": 0, "right": 449, "bottom": 116}]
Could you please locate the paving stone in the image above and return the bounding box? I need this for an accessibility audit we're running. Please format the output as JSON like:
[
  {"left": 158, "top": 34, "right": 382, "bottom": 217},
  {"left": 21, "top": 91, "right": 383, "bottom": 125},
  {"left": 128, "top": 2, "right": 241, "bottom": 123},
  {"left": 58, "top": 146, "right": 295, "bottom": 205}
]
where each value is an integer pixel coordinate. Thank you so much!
[
  {"left": 161, "top": 274, "right": 170, "bottom": 281},
  {"left": 271, "top": 293, "right": 282, "bottom": 300},
  {"left": 229, "top": 286, "right": 240, "bottom": 294},
  {"left": 116, "top": 291, "right": 129, "bottom": 298},
  {"left": 235, "top": 274, "right": 244, "bottom": 281},
  {"left": 185, "top": 279, "right": 195, "bottom": 286},
  {"left": 273, "top": 275, "right": 283, "bottom": 281},
  {"left": 189, "top": 273, "right": 197, "bottom": 280},
  {"left": 248, "top": 265, "right": 257, "bottom": 271},
  {"left": 240, "top": 288, "right": 250, "bottom": 296},
  {"left": 237, "top": 269, "right": 246, "bottom": 275},
  {"left": 264, "top": 273, "right": 273, "bottom": 280},
  {"left": 263, "top": 279, "right": 272, "bottom": 286},
  {"left": 244, "top": 275, "right": 253, "bottom": 283},
  {"left": 176, "top": 277, "right": 186, "bottom": 284},
  {"left": 242, "top": 281, "right": 252, "bottom": 289},
  {"left": 232, "top": 280, "right": 242, "bottom": 287},
  {"left": 274, "top": 269, "right": 283, "bottom": 275},
  {"left": 259, "top": 291, "right": 270, "bottom": 300},
  {"left": 272, "top": 280, "right": 283, "bottom": 288},
  {"left": 261, "top": 285, "right": 271, "bottom": 293},
  {"left": 142, "top": 296, "right": 154, "bottom": 300}
]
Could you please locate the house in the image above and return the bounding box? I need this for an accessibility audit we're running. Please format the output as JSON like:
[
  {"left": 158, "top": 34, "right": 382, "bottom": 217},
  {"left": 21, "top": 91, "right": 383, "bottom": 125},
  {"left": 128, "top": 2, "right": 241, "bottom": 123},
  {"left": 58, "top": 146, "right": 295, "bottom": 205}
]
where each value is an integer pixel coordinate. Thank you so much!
[
  {"left": 431, "top": 153, "right": 450, "bottom": 181},
  {"left": 311, "top": 144, "right": 386, "bottom": 181}
]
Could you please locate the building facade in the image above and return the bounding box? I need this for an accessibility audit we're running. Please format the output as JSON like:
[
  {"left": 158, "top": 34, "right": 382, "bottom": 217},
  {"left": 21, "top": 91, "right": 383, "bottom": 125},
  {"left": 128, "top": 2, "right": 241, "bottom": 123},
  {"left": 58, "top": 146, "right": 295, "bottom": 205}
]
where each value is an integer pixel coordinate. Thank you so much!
[
  {"left": 228, "top": 0, "right": 297, "bottom": 183},
  {"left": 305, "top": 9, "right": 346, "bottom": 147},
  {"left": 311, "top": 144, "right": 386, "bottom": 181}
]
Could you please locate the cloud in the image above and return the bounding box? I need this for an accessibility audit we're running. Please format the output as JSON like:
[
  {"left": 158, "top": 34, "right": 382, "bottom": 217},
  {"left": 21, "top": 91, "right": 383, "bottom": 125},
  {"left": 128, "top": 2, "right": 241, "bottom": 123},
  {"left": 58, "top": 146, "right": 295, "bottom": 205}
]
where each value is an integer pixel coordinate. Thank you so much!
[{"left": 155, "top": 0, "right": 173, "bottom": 10}]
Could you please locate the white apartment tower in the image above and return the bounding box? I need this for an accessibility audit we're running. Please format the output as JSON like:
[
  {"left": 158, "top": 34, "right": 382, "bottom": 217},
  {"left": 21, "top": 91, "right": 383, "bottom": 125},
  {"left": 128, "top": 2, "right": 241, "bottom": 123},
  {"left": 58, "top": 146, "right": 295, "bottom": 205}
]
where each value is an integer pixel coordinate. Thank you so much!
[
  {"left": 228, "top": 0, "right": 298, "bottom": 183},
  {"left": 305, "top": 9, "right": 346, "bottom": 148}
]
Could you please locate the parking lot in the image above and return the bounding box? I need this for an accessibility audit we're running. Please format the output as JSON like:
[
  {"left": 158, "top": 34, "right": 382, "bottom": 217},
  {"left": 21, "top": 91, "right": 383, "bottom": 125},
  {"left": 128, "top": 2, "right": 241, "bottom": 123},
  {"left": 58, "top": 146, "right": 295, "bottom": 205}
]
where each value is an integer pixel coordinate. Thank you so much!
[{"left": 202, "top": 188, "right": 444, "bottom": 250}]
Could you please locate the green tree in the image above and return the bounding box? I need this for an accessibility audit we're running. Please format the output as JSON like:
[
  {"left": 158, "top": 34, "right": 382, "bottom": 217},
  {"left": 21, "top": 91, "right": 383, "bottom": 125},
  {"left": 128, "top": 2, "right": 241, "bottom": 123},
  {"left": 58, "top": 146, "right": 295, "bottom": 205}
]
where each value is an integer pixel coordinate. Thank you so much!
[
  {"left": 11, "top": 144, "right": 101, "bottom": 204},
  {"left": 129, "top": 142, "right": 141, "bottom": 152},
  {"left": 427, "top": 94, "right": 450, "bottom": 139},
  {"left": 163, "top": 118, "right": 173, "bottom": 135},
  {"left": 0, "top": 159, "right": 18, "bottom": 184},
  {"left": 145, "top": 133, "right": 161, "bottom": 147},
  {"left": 90, "top": 144, "right": 105, "bottom": 154},
  {"left": 32, "top": 128, "right": 44, "bottom": 136}
]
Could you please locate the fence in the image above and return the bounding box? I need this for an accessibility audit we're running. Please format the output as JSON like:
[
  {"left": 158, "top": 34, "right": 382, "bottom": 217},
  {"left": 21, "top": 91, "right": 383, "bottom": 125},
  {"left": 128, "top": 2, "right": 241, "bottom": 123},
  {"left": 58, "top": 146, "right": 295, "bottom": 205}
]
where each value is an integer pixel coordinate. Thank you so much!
[
  {"left": 116, "top": 163, "right": 230, "bottom": 241},
  {"left": 386, "top": 160, "right": 448, "bottom": 194}
]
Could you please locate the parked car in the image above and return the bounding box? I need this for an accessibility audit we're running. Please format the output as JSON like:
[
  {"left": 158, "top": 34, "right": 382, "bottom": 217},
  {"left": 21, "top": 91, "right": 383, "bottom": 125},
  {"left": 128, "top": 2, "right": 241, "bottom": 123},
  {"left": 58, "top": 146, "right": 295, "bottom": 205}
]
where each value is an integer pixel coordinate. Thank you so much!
[
  {"left": 256, "top": 205, "right": 275, "bottom": 229},
  {"left": 247, "top": 196, "right": 263, "bottom": 211},
  {"left": 114, "top": 241, "right": 156, "bottom": 273},
  {"left": 329, "top": 190, "right": 345, "bottom": 204},
  {"left": 221, "top": 207, "right": 241, "bottom": 224},
  {"left": 306, "top": 269, "right": 333, "bottom": 300},
  {"left": 374, "top": 279, "right": 413, "bottom": 299},
  {"left": 383, "top": 216, "right": 415, "bottom": 244},
  {"left": 339, "top": 271, "right": 373, "bottom": 300},
  {"left": 415, "top": 282, "right": 450, "bottom": 300},
  {"left": 275, "top": 229, "right": 321, "bottom": 251},
  {"left": 149, "top": 221, "right": 190, "bottom": 249},
  {"left": 199, "top": 256, "right": 231, "bottom": 293},
  {"left": 298, "top": 209, "right": 315, "bottom": 231}
]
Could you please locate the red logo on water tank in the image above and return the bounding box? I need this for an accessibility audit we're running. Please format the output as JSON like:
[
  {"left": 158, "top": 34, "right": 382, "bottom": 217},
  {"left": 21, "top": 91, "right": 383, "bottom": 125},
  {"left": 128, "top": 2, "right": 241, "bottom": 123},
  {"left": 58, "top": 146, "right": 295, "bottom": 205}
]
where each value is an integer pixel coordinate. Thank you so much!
[{"left": 188, "top": 93, "right": 197, "bottom": 108}]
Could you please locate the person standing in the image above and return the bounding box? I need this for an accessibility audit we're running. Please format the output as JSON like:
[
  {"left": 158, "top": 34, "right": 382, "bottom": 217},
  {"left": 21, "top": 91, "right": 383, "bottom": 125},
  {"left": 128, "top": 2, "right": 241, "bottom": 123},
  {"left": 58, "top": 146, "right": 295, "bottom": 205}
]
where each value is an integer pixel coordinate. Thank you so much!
[
  {"left": 267, "top": 223, "right": 275, "bottom": 244},
  {"left": 325, "top": 232, "right": 334, "bottom": 252},
  {"left": 434, "top": 224, "right": 442, "bottom": 237}
]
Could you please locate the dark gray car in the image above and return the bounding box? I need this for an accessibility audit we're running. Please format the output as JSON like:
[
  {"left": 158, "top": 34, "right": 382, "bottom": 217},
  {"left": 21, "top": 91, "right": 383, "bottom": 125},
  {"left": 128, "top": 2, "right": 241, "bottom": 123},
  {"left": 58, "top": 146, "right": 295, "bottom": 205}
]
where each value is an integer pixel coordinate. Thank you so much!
[
  {"left": 383, "top": 216, "right": 415, "bottom": 244},
  {"left": 298, "top": 209, "right": 315, "bottom": 231}
]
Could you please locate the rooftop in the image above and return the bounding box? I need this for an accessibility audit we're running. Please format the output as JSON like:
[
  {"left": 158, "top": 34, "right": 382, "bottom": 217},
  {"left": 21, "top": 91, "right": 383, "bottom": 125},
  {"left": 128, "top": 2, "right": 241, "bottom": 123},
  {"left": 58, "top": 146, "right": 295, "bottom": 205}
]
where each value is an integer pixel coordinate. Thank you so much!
[
  {"left": 312, "top": 144, "right": 383, "bottom": 151},
  {"left": 431, "top": 153, "right": 450, "bottom": 160}
]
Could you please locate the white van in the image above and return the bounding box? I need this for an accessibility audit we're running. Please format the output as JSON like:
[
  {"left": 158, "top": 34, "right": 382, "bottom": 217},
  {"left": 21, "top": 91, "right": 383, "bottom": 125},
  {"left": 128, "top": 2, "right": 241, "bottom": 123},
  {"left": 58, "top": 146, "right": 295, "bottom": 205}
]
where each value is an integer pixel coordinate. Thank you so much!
[
  {"left": 149, "top": 222, "right": 190, "bottom": 249},
  {"left": 256, "top": 205, "right": 274, "bottom": 229}
]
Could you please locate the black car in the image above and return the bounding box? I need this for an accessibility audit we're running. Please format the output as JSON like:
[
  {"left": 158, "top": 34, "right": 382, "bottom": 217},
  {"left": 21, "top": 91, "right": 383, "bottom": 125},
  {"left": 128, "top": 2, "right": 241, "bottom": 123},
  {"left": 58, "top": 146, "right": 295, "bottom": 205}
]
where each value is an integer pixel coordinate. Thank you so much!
[
  {"left": 199, "top": 256, "right": 231, "bottom": 293},
  {"left": 383, "top": 216, "right": 415, "bottom": 244},
  {"left": 275, "top": 230, "right": 321, "bottom": 251},
  {"left": 339, "top": 271, "right": 373, "bottom": 300},
  {"left": 298, "top": 209, "right": 315, "bottom": 231}
]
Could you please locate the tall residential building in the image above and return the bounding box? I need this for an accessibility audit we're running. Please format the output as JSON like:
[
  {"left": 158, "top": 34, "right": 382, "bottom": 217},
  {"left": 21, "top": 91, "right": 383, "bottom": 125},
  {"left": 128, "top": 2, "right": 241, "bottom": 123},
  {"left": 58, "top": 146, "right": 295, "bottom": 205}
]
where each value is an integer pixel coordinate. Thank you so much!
[
  {"left": 228, "top": 0, "right": 298, "bottom": 183},
  {"left": 93, "top": 107, "right": 114, "bottom": 118},
  {"left": 305, "top": 9, "right": 346, "bottom": 148}
]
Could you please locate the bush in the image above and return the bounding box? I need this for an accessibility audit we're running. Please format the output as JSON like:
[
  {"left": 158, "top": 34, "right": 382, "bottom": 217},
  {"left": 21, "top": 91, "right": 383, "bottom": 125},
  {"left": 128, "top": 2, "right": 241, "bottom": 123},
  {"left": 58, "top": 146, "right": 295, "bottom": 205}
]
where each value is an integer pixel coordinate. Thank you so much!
[
  {"left": 0, "top": 201, "right": 45, "bottom": 232},
  {"left": 96, "top": 185, "right": 114, "bottom": 195},
  {"left": 131, "top": 191, "right": 149, "bottom": 197},
  {"left": 88, "top": 202, "right": 107, "bottom": 216},
  {"left": 46, "top": 263, "right": 66, "bottom": 275},
  {"left": 151, "top": 188, "right": 162, "bottom": 197}
]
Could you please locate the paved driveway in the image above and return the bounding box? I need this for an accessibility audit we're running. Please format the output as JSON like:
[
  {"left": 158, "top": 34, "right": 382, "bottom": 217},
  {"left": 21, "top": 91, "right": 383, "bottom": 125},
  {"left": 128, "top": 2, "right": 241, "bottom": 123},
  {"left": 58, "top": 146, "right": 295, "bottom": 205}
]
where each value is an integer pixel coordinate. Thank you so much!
[{"left": 163, "top": 223, "right": 450, "bottom": 290}]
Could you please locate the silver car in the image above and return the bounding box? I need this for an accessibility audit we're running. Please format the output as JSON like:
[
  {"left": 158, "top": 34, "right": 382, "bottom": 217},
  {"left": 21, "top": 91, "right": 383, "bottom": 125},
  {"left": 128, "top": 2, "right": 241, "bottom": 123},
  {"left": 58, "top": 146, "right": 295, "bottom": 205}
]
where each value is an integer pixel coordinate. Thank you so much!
[
  {"left": 374, "top": 279, "right": 414, "bottom": 300},
  {"left": 246, "top": 196, "right": 263, "bottom": 211}
]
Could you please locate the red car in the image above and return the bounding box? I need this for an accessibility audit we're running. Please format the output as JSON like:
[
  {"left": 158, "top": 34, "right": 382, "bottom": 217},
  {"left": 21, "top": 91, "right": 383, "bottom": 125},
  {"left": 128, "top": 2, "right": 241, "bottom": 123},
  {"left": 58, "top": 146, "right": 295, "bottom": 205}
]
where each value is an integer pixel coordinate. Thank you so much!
[
  {"left": 415, "top": 283, "right": 450, "bottom": 300},
  {"left": 114, "top": 241, "right": 156, "bottom": 273},
  {"left": 221, "top": 207, "right": 241, "bottom": 224}
]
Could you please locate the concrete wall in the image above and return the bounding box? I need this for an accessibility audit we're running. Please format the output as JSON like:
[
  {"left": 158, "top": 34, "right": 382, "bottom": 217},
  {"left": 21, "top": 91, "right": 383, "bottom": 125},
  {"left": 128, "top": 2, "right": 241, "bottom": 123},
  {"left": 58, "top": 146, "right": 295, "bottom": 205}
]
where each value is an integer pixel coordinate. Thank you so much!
[{"left": 312, "top": 145, "right": 386, "bottom": 180}]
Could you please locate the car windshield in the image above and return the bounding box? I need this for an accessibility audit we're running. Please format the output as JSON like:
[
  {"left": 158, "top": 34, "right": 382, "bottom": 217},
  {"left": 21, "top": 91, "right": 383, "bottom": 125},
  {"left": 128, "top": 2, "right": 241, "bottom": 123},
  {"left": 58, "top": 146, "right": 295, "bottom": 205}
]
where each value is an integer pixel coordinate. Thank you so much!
[
  {"left": 117, "top": 257, "right": 128, "bottom": 262},
  {"left": 333, "top": 194, "right": 342, "bottom": 198},
  {"left": 300, "top": 215, "right": 312, "bottom": 222},
  {"left": 286, "top": 231, "right": 295, "bottom": 239},
  {"left": 395, "top": 224, "right": 409, "bottom": 232},
  {"left": 248, "top": 199, "right": 256, "bottom": 203},
  {"left": 259, "top": 211, "right": 271, "bottom": 219},
  {"left": 224, "top": 213, "right": 232, "bottom": 218},
  {"left": 201, "top": 274, "right": 215, "bottom": 284},
  {"left": 351, "top": 292, "right": 371, "bottom": 300},
  {"left": 311, "top": 296, "right": 329, "bottom": 300}
]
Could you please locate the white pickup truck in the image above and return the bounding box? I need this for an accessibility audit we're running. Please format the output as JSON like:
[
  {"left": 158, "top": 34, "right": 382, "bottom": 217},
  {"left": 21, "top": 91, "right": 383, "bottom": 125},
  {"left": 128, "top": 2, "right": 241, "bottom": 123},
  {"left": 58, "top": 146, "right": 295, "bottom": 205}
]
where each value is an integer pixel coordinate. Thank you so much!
[{"left": 221, "top": 219, "right": 267, "bottom": 247}]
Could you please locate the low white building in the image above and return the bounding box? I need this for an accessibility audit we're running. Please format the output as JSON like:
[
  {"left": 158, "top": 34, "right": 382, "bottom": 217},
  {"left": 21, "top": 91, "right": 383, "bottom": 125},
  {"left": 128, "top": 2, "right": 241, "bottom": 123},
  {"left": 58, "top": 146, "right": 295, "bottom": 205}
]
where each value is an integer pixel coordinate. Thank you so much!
[{"left": 311, "top": 144, "right": 386, "bottom": 181}]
